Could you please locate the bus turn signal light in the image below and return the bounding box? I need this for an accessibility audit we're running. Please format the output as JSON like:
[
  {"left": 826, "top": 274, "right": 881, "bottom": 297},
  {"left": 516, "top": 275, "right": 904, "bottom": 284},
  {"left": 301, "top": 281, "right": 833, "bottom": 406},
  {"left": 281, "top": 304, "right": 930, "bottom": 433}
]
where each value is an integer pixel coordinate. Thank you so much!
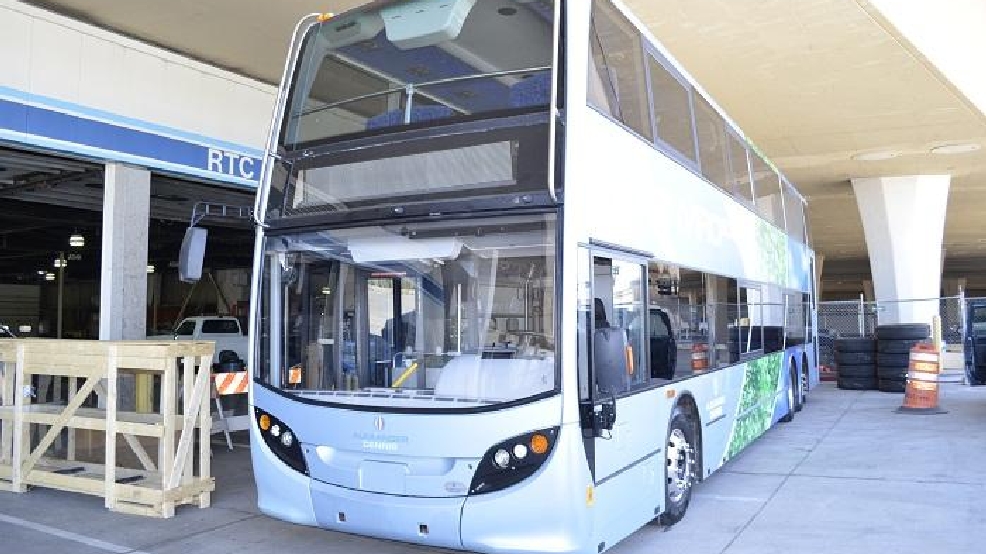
[
  {"left": 530, "top": 433, "right": 549, "bottom": 455},
  {"left": 259, "top": 413, "right": 271, "bottom": 431}
]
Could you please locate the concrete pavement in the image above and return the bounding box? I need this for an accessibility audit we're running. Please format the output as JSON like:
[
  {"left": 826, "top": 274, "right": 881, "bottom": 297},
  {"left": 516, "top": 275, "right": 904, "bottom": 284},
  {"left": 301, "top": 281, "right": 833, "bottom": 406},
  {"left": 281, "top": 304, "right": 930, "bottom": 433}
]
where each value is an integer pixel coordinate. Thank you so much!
[{"left": 2, "top": 382, "right": 985, "bottom": 554}]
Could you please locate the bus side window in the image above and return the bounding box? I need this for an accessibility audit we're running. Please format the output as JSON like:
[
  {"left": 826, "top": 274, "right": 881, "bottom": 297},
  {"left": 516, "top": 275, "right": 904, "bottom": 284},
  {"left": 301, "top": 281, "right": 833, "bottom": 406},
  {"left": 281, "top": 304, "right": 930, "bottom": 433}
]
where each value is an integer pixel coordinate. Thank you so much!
[
  {"left": 648, "top": 307, "right": 675, "bottom": 380},
  {"left": 591, "top": 257, "right": 646, "bottom": 395}
]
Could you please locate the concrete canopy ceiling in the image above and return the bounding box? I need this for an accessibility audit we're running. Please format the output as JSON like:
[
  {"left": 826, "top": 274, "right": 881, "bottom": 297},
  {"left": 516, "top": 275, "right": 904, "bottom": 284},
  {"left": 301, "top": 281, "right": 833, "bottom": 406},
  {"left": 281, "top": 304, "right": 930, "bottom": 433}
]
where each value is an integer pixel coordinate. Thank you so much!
[
  {"left": 628, "top": 0, "right": 986, "bottom": 262},
  {"left": 19, "top": 0, "right": 986, "bottom": 281}
]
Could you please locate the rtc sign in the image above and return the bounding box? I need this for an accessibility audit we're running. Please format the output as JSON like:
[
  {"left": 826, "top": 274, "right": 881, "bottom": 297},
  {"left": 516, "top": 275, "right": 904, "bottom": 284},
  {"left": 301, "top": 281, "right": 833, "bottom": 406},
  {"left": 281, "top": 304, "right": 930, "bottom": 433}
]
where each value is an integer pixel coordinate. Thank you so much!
[
  {"left": 0, "top": 88, "right": 263, "bottom": 189},
  {"left": 207, "top": 148, "right": 258, "bottom": 180}
]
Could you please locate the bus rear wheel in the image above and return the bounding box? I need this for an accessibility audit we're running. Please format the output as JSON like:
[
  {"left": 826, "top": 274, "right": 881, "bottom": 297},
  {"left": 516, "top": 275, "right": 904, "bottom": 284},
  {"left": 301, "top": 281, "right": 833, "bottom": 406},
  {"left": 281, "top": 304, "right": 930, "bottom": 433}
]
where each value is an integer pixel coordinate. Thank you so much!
[
  {"left": 659, "top": 411, "right": 697, "bottom": 527},
  {"left": 780, "top": 366, "right": 797, "bottom": 422},
  {"left": 796, "top": 364, "right": 808, "bottom": 412}
]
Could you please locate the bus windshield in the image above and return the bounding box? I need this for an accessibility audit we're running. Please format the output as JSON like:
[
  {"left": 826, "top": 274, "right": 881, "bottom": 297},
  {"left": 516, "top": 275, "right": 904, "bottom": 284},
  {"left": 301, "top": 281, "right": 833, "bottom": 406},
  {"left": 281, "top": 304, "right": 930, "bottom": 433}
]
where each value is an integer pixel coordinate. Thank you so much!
[
  {"left": 281, "top": 0, "right": 556, "bottom": 148},
  {"left": 257, "top": 213, "right": 557, "bottom": 409}
]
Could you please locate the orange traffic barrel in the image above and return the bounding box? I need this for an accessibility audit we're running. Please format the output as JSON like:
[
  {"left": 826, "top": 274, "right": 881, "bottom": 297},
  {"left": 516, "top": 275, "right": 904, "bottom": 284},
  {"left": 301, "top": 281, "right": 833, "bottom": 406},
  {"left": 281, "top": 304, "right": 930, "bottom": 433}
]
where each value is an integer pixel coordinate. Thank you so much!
[
  {"left": 897, "top": 343, "right": 947, "bottom": 414},
  {"left": 691, "top": 343, "right": 710, "bottom": 373}
]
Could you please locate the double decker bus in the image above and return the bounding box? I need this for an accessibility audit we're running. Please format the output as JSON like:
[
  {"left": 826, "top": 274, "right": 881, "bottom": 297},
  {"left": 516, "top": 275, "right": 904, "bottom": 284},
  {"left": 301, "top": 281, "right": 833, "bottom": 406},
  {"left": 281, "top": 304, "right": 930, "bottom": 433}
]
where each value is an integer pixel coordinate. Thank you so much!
[{"left": 238, "top": 1, "right": 818, "bottom": 552}]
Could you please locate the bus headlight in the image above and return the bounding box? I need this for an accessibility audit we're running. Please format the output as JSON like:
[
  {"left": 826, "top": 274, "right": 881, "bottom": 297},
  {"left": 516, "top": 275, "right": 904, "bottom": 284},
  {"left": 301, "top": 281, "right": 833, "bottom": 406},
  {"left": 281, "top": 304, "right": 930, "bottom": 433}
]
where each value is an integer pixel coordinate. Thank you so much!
[
  {"left": 493, "top": 449, "right": 511, "bottom": 469},
  {"left": 254, "top": 407, "right": 308, "bottom": 475},
  {"left": 469, "top": 427, "right": 559, "bottom": 495},
  {"left": 512, "top": 444, "right": 528, "bottom": 460}
]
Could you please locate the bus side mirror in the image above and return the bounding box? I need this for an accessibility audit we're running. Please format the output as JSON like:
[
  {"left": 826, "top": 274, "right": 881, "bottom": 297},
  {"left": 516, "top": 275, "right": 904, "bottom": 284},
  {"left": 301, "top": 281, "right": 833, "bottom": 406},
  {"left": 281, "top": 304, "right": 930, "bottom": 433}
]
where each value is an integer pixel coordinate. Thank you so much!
[{"left": 179, "top": 226, "right": 208, "bottom": 283}]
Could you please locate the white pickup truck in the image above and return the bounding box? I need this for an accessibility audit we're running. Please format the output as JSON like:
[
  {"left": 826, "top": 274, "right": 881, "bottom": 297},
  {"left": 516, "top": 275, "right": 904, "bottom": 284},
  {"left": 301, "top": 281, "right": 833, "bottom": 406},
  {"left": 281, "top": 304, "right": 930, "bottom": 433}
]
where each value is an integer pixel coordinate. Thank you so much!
[{"left": 149, "top": 316, "right": 248, "bottom": 365}]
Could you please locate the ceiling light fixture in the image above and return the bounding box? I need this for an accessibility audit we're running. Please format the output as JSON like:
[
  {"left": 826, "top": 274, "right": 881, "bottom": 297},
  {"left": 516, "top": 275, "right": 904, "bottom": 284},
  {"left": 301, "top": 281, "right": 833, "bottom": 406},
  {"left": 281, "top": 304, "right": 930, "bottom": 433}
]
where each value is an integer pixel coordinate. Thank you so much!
[
  {"left": 147, "top": 265, "right": 155, "bottom": 274},
  {"left": 45, "top": 273, "right": 55, "bottom": 281},
  {"left": 851, "top": 150, "right": 901, "bottom": 162},
  {"left": 53, "top": 257, "right": 66, "bottom": 269},
  {"left": 69, "top": 232, "right": 85, "bottom": 248},
  {"left": 930, "top": 143, "right": 981, "bottom": 155}
]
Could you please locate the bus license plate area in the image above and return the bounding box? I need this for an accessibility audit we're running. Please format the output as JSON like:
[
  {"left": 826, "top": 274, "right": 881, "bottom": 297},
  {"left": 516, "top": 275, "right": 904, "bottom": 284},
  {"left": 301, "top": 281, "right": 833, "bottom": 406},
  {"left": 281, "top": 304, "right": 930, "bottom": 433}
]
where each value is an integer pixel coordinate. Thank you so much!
[
  {"left": 358, "top": 460, "right": 409, "bottom": 494},
  {"left": 306, "top": 444, "right": 477, "bottom": 497},
  {"left": 311, "top": 478, "right": 464, "bottom": 549}
]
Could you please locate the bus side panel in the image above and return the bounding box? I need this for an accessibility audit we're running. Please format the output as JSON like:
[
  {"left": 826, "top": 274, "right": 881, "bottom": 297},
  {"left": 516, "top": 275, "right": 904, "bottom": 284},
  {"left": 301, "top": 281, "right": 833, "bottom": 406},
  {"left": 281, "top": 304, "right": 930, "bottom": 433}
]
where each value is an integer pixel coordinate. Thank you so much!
[
  {"left": 672, "top": 364, "right": 747, "bottom": 478},
  {"left": 591, "top": 388, "right": 670, "bottom": 552},
  {"left": 771, "top": 347, "right": 802, "bottom": 424},
  {"left": 806, "top": 341, "right": 820, "bottom": 388},
  {"left": 250, "top": 419, "right": 318, "bottom": 526},
  {"left": 461, "top": 422, "right": 595, "bottom": 554},
  {"left": 686, "top": 352, "right": 788, "bottom": 475}
]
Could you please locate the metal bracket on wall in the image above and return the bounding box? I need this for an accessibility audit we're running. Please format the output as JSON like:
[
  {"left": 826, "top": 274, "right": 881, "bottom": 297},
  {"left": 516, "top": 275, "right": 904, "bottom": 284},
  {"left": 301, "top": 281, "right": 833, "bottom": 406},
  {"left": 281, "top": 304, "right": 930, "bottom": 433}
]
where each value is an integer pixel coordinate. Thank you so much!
[{"left": 189, "top": 202, "right": 253, "bottom": 227}]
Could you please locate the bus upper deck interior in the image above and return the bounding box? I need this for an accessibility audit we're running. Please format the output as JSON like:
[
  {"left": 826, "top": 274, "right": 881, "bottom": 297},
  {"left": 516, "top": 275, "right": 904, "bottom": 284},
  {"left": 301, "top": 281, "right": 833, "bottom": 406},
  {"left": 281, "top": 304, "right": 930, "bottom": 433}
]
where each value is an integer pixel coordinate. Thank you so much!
[{"left": 282, "top": 0, "right": 557, "bottom": 150}]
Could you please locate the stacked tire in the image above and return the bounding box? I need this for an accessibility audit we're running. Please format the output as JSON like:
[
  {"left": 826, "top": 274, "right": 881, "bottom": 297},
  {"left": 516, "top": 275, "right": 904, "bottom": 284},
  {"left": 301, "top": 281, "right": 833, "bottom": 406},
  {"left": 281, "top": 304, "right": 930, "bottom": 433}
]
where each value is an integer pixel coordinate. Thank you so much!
[
  {"left": 835, "top": 338, "right": 877, "bottom": 390},
  {"left": 875, "top": 324, "right": 931, "bottom": 393}
]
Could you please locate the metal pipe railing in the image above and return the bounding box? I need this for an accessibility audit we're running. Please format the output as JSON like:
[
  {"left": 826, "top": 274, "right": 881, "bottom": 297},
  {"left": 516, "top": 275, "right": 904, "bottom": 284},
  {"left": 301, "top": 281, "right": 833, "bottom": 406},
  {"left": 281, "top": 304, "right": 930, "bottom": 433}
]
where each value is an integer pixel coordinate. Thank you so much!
[{"left": 299, "top": 65, "right": 552, "bottom": 117}]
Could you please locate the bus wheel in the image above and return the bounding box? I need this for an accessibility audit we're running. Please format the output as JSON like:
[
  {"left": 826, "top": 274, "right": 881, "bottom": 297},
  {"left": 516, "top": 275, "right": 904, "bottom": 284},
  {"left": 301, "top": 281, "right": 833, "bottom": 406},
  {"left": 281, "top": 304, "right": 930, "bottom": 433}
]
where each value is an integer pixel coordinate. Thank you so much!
[
  {"left": 659, "top": 411, "right": 697, "bottom": 527},
  {"left": 780, "top": 367, "right": 796, "bottom": 422},
  {"left": 796, "top": 364, "right": 808, "bottom": 412}
]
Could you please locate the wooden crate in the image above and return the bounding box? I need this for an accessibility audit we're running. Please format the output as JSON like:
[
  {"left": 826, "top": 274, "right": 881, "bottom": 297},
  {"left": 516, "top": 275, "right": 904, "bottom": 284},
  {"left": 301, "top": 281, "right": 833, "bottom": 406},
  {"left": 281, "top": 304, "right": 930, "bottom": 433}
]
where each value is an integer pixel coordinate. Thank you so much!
[{"left": 0, "top": 339, "right": 216, "bottom": 518}]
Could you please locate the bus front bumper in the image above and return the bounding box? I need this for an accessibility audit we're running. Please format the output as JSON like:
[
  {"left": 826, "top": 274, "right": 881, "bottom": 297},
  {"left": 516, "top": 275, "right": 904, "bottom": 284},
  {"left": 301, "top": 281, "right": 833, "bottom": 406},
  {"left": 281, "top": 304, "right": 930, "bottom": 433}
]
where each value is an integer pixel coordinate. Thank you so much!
[{"left": 253, "top": 422, "right": 593, "bottom": 553}]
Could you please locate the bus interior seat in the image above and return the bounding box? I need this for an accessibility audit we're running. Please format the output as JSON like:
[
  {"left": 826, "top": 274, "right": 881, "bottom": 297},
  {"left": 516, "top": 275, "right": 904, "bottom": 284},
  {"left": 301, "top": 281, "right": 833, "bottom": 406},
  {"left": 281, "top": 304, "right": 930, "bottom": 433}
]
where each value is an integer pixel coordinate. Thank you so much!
[
  {"left": 593, "top": 298, "right": 627, "bottom": 395},
  {"left": 509, "top": 72, "right": 551, "bottom": 108},
  {"left": 594, "top": 298, "right": 609, "bottom": 328},
  {"left": 594, "top": 326, "right": 628, "bottom": 396},
  {"left": 365, "top": 105, "right": 453, "bottom": 129}
]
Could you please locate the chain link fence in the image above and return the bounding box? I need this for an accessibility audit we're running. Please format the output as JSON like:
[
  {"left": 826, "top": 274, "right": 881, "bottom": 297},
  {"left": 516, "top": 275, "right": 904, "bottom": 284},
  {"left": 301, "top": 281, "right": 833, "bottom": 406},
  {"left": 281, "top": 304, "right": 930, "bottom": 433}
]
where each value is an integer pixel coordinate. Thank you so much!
[{"left": 817, "top": 296, "right": 966, "bottom": 370}]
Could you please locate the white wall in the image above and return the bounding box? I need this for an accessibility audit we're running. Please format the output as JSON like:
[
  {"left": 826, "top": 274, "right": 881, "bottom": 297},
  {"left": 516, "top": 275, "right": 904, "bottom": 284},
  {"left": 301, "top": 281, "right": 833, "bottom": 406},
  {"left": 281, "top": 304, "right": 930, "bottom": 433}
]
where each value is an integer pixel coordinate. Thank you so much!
[{"left": 0, "top": 0, "right": 276, "bottom": 150}]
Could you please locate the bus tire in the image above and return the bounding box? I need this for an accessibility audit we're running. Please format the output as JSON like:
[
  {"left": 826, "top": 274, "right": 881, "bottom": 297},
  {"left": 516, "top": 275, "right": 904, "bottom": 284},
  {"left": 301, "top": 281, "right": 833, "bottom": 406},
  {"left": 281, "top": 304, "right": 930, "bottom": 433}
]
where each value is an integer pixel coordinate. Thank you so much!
[
  {"left": 877, "top": 352, "right": 910, "bottom": 367},
  {"left": 837, "top": 376, "right": 877, "bottom": 390},
  {"left": 836, "top": 364, "right": 875, "bottom": 378},
  {"left": 877, "top": 339, "right": 922, "bottom": 354},
  {"left": 876, "top": 324, "right": 930, "bottom": 341},
  {"left": 794, "top": 362, "right": 807, "bottom": 412},
  {"left": 799, "top": 353, "right": 811, "bottom": 409},
  {"left": 780, "top": 367, "right": 797, "bottom": 423},
  {"left": 834, "top": 337, "right": 875, "bottom": 353},
  {"left": 658, "top": 410, "right": 697, "bottom": 527},
  {"left": 835, "top": 351, "right": 875, "bottom": 365}
]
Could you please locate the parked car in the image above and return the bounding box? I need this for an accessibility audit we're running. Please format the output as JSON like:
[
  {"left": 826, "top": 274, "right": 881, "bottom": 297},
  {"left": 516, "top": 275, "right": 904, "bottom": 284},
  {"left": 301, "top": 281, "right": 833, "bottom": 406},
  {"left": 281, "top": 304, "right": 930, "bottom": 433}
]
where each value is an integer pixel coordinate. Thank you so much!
[{"left": 148, "top": 316, "right": 248, "bottom": 366}]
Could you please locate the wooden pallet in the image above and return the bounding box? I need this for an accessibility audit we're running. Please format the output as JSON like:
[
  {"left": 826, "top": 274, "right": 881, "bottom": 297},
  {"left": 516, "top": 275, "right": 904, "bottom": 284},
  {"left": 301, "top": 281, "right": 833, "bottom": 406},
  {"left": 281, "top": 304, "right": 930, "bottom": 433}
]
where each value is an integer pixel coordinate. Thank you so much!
[{"left": 0, "top": 339, "right": 216, "bottom": 518}]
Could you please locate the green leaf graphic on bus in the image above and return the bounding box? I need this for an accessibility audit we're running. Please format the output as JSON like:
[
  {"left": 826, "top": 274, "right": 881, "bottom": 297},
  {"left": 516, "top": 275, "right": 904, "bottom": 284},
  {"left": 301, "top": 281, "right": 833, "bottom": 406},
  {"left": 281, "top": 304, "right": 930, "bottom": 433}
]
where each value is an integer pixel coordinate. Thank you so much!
[
  {"left": 757, "top": 220, "right": 789, "bottom": 286},
  {"left": 726, "top": 353, "right": 783, "bottom": 459}
]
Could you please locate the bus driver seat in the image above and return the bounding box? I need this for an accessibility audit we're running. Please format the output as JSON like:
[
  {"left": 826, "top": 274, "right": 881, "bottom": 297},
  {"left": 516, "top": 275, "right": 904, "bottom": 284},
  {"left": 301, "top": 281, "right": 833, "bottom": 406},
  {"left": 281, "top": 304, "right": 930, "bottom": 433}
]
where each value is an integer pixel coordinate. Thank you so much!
[{"left": 593, "top": 299, "right": 628, "bottom": 395}]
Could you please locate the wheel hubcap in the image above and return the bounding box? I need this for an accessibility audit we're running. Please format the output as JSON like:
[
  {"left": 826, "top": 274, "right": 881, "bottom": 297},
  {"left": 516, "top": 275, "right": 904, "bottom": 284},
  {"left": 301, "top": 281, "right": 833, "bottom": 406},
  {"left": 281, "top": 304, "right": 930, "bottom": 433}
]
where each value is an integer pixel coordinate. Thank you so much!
[{"left": 666, "top": 428, "right": 694, "bottom": 503}]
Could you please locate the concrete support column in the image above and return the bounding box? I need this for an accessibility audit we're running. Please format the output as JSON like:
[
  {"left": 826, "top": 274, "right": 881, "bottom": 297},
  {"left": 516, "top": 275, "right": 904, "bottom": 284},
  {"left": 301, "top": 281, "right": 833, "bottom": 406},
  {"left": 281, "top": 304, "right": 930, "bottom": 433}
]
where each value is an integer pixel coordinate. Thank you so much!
[
  {"left": 852, "top": 174, "right": 950, "bottom": 325},
  {"left": 99, "top": 163, "right": 150, "bottom": 339},
  {"left": 99, "top": 164, "right": 150, "bottom": 410}
]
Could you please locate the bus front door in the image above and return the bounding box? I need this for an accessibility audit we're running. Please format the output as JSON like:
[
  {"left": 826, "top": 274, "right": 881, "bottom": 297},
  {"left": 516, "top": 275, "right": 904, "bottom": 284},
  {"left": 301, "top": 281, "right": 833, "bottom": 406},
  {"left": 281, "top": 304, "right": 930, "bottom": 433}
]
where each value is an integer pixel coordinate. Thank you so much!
[{"left": 579, "top": 249, "right": 666, "bottom": 542}]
